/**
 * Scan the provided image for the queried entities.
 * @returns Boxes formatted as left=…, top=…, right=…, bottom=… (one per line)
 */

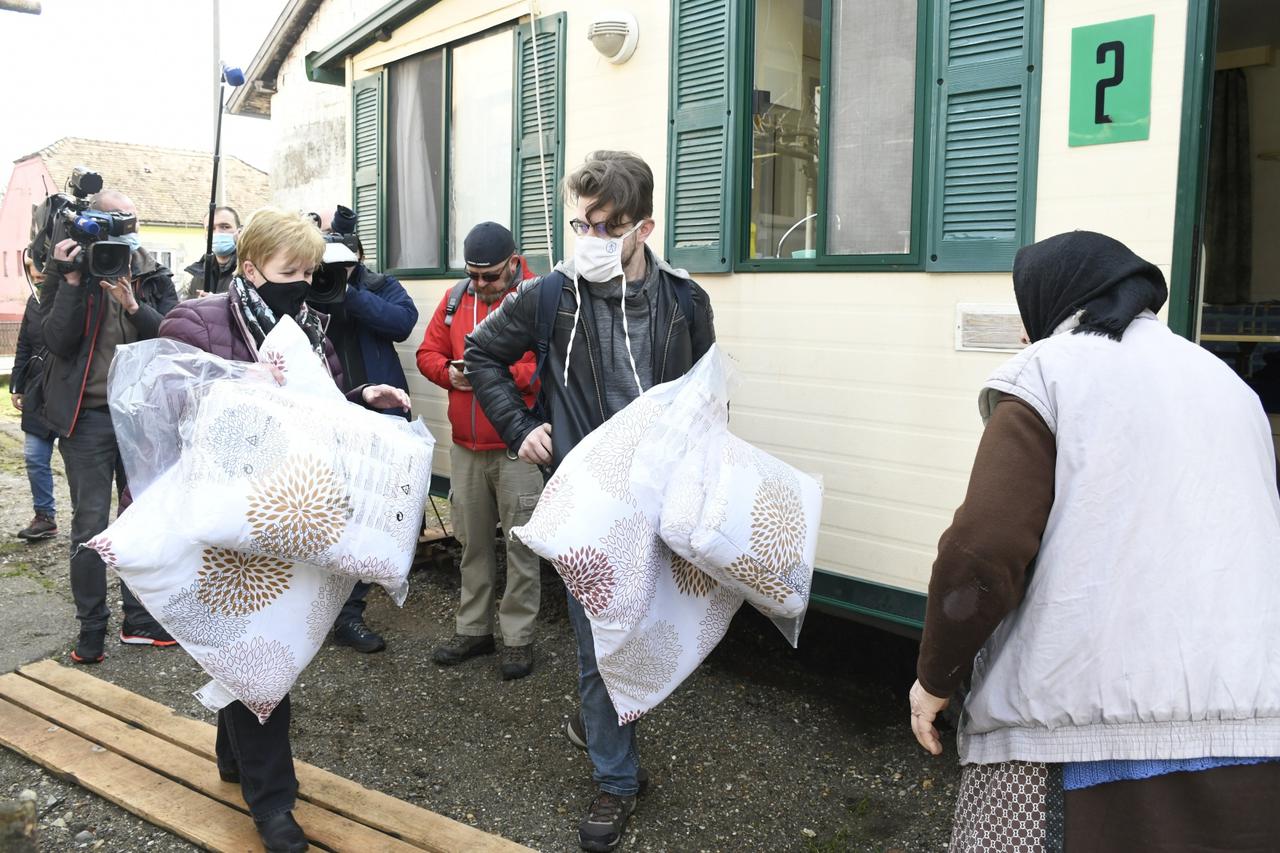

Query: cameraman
left=312, top=207, right=419, bottom=653
left=184, top=205, right=240, bottom=298
left=40, top=189, right=179, bottom=664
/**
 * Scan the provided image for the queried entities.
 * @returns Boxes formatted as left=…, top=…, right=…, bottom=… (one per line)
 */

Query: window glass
left=449, top=31, right=514, bottom=268
left=826, top=2, right=917, bottom=255
left=386, top=50, right=446, bottom=270
left=749, top=0, right=822, bottom=260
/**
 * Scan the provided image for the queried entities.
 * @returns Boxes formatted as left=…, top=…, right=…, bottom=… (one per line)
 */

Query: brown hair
left=237, top=208, right=325, bottom=275
left=563, top=151, right=654, bottom=232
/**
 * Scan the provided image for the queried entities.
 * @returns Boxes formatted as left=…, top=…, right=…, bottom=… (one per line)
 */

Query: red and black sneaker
left=119, top=622, right=178, bottom=647
left=70, top=629, right=106, bottom=664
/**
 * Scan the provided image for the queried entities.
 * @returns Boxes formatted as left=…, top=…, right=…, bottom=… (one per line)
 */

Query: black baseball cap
left=463, top=222, right=516, bottom=268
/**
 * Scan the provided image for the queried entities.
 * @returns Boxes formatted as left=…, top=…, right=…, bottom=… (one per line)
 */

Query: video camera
left=29, top=167, right=137, bottom=280
left=307, top=231, right=360, bottom=306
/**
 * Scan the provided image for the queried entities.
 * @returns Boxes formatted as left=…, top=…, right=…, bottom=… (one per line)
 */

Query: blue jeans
left=24, top=431, right=56, bottom=516
left=565, top=590, right=641, bottom=796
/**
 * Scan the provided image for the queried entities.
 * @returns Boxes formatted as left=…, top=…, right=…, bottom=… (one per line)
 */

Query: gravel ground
left=0, top=398, right=961, bottom=852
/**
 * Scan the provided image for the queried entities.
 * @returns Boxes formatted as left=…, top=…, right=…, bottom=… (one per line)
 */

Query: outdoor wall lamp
left=587, top=10, right=639, bottom=64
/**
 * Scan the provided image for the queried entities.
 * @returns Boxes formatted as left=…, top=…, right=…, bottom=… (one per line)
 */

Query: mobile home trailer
left=301, top=0, right=1280, bottom=630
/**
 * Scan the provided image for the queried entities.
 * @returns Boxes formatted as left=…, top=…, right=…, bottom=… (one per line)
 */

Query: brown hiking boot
left=500, top=644, right=534, bottom=680
left=431, top=634, right=495, bottom=665
left=17, top=513, right=57, bottom=542
left=578, top=791, right=637, bottom=852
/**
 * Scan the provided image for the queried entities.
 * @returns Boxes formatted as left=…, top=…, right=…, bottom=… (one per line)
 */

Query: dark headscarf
left=1013, top=231, right=1168, bottom=343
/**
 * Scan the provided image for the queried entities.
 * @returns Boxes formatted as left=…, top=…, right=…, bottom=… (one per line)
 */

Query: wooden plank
left=17, top=661, right=531, bottom=853
left=0, top=674, right=418, bottom=853
left=0, top=697, right=262, bottom=852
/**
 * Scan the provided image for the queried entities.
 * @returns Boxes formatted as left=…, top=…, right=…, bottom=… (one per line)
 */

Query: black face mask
left=257, top=279, right=310, bottom=318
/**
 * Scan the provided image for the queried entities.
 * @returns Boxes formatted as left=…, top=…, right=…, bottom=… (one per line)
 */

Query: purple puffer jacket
left=159, top=288, right=353, bottom=395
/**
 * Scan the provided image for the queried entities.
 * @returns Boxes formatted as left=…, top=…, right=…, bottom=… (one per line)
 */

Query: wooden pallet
left=0, top=660, right=532, bottom=853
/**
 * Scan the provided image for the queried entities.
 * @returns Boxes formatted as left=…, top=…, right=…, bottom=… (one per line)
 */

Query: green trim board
left=810, top=571, right=926, bottom=633
left=307, top=0, right=443, bottom=86
left=1169, top=0, right=1218, bottom=340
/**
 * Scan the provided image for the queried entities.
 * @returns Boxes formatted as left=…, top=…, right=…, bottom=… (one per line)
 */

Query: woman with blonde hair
left=159, top=208, right=409, bottom=852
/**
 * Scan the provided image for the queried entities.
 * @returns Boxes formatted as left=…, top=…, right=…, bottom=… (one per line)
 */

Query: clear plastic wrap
left=97, top=316, right=432, bottom=719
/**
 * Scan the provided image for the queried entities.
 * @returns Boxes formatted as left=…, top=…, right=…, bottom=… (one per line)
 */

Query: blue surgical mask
left=212, top=233, right=236, bottom=256
left=118, top=232, right=142, bottom=252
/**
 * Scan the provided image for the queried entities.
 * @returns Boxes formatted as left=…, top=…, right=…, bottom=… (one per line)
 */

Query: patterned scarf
left=231, top=277, right=327, bottom=359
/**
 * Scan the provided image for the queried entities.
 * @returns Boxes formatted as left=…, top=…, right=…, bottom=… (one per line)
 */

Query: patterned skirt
left=950, top=762, right=1065, bottom=853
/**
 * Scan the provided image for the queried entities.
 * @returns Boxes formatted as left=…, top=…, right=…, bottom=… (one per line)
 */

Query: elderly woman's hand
left=362, top=384, right=410, bottom=411
left=910, top=680, right=950, bottom=756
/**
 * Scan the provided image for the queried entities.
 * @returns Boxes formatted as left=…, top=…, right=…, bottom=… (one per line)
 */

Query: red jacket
left=416, top=259, right=537, bottom=451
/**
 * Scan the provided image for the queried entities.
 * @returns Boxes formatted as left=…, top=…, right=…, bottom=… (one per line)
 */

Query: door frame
left=1169, top=0, right=1219, bottom=338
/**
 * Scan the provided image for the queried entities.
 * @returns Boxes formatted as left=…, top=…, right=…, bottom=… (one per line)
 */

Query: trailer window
left=826, top=2, right=918, bottom=256
left=386, top=48, right=446, bottom=271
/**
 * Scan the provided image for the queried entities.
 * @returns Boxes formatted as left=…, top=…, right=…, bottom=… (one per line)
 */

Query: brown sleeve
left=915, top=394, right=1056, bottom=698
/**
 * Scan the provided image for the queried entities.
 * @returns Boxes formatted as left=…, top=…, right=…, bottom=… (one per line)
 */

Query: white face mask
left=572, top=221, right=642, bottom=283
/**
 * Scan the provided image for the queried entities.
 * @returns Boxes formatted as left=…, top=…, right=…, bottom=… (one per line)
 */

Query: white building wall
left=267, top=0, right=386, bottom=215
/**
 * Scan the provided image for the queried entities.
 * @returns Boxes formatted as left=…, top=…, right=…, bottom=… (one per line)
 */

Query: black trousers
left=336, top=581, right=371, bottom=626
left=215, top=694, right=297, bottom=819
left=59, top=407, right=157, bottom=632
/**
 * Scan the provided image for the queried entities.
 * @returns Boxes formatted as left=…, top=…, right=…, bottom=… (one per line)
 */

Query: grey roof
left=226, top=0, right=327, bottom=117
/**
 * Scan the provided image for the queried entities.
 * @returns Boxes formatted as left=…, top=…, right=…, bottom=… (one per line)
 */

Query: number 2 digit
left=1095, top=40, right=1125, bottom=124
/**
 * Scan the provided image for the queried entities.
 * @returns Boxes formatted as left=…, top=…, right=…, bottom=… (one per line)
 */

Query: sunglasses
left=466, top=255, right=514, bottom=283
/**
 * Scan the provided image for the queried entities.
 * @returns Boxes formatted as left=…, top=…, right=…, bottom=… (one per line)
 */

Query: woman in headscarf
left=910, top=231, right=1280, bottom=851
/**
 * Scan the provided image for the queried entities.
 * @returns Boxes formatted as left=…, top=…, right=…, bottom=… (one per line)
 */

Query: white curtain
left=449, top=31, right=515, bottom=267
left=387, top=50, right=445, bottom=269
left=826, top=2, right=917, bottom=256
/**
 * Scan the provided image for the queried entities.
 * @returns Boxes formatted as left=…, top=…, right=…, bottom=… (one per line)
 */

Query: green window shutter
left=666, top=0, right=736, bottom=273
left=513, top=14, right=566, bottom=276
left=352, top=72, right=384, bottom=271
left=927, top=0, right=1041, bottom=272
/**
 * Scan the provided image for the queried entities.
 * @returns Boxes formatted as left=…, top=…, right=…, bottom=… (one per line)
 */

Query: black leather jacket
left=466, top=259, right=715, bottom=471
left=39, top=251, right=178, bottom=436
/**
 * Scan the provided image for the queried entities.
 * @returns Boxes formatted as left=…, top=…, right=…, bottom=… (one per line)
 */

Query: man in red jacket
left=417, top=222, right=544, bottom=680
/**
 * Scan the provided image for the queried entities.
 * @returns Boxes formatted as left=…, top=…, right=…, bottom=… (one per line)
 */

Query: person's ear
left=637, top=219, right=655, bottom=243
left=242, top=261, right=259, bottom=285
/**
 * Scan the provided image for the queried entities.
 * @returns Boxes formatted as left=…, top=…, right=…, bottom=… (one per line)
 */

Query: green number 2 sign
left=1069, top=15, right=1155, bottom=146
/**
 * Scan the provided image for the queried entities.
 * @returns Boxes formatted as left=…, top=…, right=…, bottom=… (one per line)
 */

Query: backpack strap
left=532, top=270, right=568, bottom=386
left=442, top=279, right=470, bottom=326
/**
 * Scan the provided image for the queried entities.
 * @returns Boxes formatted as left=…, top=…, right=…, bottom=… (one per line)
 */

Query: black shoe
left=566, top=711, right=588, bottom=750
left=565, top=713, right=651, bottom=795
left=17, top=514, right=57, bottom=542
left=431, top=634, right=495, bottom=666
left=253, top=811, right=309, bottom=853
left=578, top=791, right=637, bottom=852
left=500, top=644, right=534, bottom=680
left=333, top=619, right=386, bottom=653
left=70, top=629, right=105, bottom=664
left=120, top=622, right=177, bottom=647
left=218, top=765, right=240, bottom=784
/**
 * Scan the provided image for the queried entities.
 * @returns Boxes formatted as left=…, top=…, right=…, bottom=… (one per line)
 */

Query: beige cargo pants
left=449, top=444, right=545, bottom=646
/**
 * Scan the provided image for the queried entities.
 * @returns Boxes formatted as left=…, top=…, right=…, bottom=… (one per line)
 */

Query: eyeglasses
left=466, top=255, right=514, bottom=283
left=569, top=218, right=634, bottom=238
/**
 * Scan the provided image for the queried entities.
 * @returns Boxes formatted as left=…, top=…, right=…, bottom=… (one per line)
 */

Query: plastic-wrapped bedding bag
left=91, top=317, right=427, bottom=720
left=513, top=345, right=823, bottom=724
left=179, top=381, right=434, bottom=604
